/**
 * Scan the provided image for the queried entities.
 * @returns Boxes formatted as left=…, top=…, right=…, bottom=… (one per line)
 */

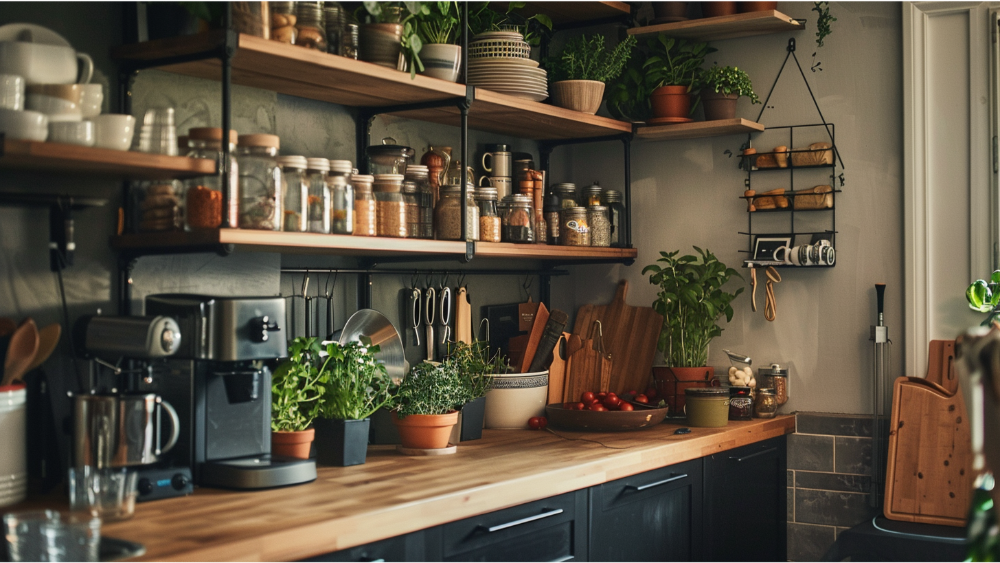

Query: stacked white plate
left=467, top=31, right=548, bottom=102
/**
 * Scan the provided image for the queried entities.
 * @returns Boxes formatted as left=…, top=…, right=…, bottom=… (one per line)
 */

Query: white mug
left=93, top=114, right=135, bottom=151
left=78, top=83, right=103, bottom=118
left=814, top=244, right=836, bottom=266
left=49, top=120, right=94, bottom=146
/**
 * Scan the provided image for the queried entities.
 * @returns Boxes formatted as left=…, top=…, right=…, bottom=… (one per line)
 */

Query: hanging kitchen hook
left=324, top=272, right=338, bottom=339
left=478, top=318, right=490, bottom=343
left=439, top=285, right=452, bottom=344
left=457, top=273, right=467, bottom=287
left=302, top=273, right=314, bottom=338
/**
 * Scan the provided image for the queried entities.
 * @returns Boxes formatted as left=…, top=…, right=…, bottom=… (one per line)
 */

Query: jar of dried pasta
left=560, top=206, right=590, bottom=246
left=270, top=1, right=298, bottom=44
left=352, top=174, right=376, bottom=237
left=278, top=155, right=308, bottom=232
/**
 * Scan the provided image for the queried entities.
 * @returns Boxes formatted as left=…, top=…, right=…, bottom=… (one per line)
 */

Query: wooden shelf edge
left=1, top=139, right=215, bottom=179
left=628, top=10, right=804, bottom=41
left=475, top=242, right=637, bottom=261
left=635, top=118, right=764, bottom=141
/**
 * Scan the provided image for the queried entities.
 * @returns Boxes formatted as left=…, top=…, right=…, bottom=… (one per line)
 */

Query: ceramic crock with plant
left=271, top=337, right=327, bottom=459
left=391, top=358, right=474, bottom=450
left=699, top=64, right=760, bottom=121
left=643, top=35, right=715, bottom=123
left=543, top=33, right=636, bottom=115
left=643, top=247, right=743, bottom=403
left=357, top=1, right=424, bottom=76
left=446, top=340, right=504, bottom=441
left=312, top=338, right=396, bottom=467
left=414, top=1, right=462, bottom=82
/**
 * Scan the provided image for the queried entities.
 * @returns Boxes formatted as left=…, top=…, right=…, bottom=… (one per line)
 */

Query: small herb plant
left=446, top=340, right=508, bottom=399
left=643, top=35, right=716, bottom=91
left=701, top=65, right=760, bottom=104
left=317, top=340, right=396, bottom=421
left=544, top=34, right=636, bottom=84
left=813, top=2, right=836, bottom=48
left=467, top=2, right=553, bottom=47
left=271, top=337, right=327, bottom=432
left=394, top=359, right=474, bottom=418
left=642, top=247, right=744, bottom=368
left=416, top=1, right=461, bottom=45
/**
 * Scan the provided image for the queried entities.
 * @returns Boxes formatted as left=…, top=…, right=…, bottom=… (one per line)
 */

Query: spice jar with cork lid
left=503, top=194, right=535, bottom=244
left=278, top=155, right=308, bottom=232
left=305, top=157, right=330, bottom=233
left=476, top=186, right=501, bottom=243
left=236, top=134, right=281, bottom=231
left=374, top=174, right=406, bottom=238
left=328, top=160, right=354, bottom=234
left=352, top=174, right=376, bottom=236
left=185, top=127, right=239, bottom=231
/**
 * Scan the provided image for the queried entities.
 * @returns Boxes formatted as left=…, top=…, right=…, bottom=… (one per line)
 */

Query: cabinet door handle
left=729, top=447, right=778, bottom=463
left=483, top=508, right=564, bottom=533
left=551, top=555, right=574, bottom=562
left=627, top=473, right=688, bottom=491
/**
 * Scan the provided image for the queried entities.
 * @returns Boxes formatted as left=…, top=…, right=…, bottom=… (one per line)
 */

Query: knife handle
left=875, top=284, right=886, bottom=324
left=527, top=309, right=569, bottom=373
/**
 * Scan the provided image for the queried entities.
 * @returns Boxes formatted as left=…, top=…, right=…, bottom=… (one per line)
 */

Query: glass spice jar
left=758, top=363, right=789, bottom=406
left=185, top=127, right=239, bottom=231
left=328, top=160, right=354, bottom=235
left=753, top=388, right=778, bottom=419
left=581, top=182, right=603, bottom=207
left=588, top=205, right=611, bottom=247
left=270, top=1, right=298, bottom=44
left=404, top=165, right=433, bottom=239
left=236, top=134, right=281, bottom=231
left=602, top=189, right=626, bottom=248
left=402, top=181, right=421, bottom=238
left=551, top=182, right=578, bottom=209
left=560, top=206, right=589, bottom=246
left=323, top=2, right=344, bottom=55
left=305, top=157, right=331, bottom=234
left=476, top=186, right=501, bottom=243
left=278, top=155, right=308, bottom=232
left=294, top=1, right=327, bottom=51
left=352, top=174, right=376, bottom=236
left=543, top=191, right=561, bottom=245
left=503, top=194, right=534, bottom=244
left=342, top=18, right=359, bottom=60
left=435, top=185, right=479, bottom=241
left=728, top=386, right=753, bottom=420
left=136, top=181, right=184, bottom=233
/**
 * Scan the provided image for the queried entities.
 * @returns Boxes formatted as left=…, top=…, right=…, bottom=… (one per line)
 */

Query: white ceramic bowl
left=484, top=371, right=548, bottom=429
left=26, top=92, right=81, bottom=121
left=0, top=107, right=48, bottom=141
left=92, top=114, right=135, bottom=151
left=0, top=74, right=24, bottom=110
left=79, top=83, right=102, bottom=118
left=49, top=120, right=94, bottom=146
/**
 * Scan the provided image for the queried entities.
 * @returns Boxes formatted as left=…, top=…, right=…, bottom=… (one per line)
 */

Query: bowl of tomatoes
left=545, top=391, right=670, bottom=432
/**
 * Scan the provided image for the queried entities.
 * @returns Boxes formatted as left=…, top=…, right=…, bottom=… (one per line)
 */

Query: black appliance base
left=200, top=456, right=317, bottom=489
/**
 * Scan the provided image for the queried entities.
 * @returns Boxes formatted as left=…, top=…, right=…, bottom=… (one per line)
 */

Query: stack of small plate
left=467, top=31, right=548, bottom=102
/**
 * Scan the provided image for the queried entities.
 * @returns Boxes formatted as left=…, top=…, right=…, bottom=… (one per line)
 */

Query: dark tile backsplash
left=797, top=412, right=874, bottom=437
left=787, top=434, right=834, bottom=471
left=787, top=522, right=837, bottom=562
left=795, top=488, right=876, bottom=526
left=795, top=471, right=871, bottom=493
left=835, top=436, right=873, bottom=475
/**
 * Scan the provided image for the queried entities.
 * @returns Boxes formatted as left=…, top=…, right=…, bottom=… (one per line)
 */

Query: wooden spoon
left=26, top=323, right=61, bottom=372
left=2, top=319, right=39, bottom=387
left=0, top=317, right=15, bottom=337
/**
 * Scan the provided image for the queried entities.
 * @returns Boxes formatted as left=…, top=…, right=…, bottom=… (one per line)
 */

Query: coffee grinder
left=140, top=294, right=316, bottom=490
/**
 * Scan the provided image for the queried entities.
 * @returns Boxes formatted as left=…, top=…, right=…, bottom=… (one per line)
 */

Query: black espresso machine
left=137, top=294, right=316, bottom=490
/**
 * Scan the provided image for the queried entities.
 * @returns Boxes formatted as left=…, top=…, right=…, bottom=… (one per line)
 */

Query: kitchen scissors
left=424, top=286, right=436, bottom=360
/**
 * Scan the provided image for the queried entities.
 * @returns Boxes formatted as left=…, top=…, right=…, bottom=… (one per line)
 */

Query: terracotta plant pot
left=420, top=44, right=462, bottom=82
left=391, top=411, right=459, bottom=450
left=271, top=428, right=315, bottom=460
left=738, top=1, right=778, bottom=12
left=701, top=91, right=739, bottom=121
left=650, top=85, right=692, bottom=119
left=701, top=1, right=738, bottom=18
left=358, top=23, right=404, bottom=70
left=550, top=80, right=605, bottom=115
left=314, top=417, right=370, bottom=466
left=652, top=2, right=689, bottom=21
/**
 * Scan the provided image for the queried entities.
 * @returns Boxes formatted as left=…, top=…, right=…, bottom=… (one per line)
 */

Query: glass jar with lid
left=352, top=174, right=376, bottom=237
left=402, top=181, right=422, bottom=238
left=135, top=181, right=184, bottom=233
left=560, top=206, right=590, bottom=246
left=602, top=189, right=626, bottom=248
left=503, top=194, right=534, bottom=244
left=753, top=389, right=778, bottom=418
left=476, top=186, right=501, bottom=243
left=543, top=191, right=561, bottom=245
left=270, top=1, right=298, bottom=44
left=404, top=165, right=433, bottom=239
left=435, top=185, right=479, bottom=241
left=588, top=205, right=611, bottom=247
left=305, top=157, right=330, bottom=234
left=551, top=183, right=578, bottom=209
left=184, top=127, right=239, bottom=231
left=328, top=160, right=354, bottom=235
left=278, top=155, right=308, bottom=232
left=294, top=1, right=327, bottom=51
left=323, top=2, right=344, bottom=55
left=758, top=363, right=788, bottom=406
left=581, top=182, right=603, bottom=207
left=236, top=134, right=282, bottom=231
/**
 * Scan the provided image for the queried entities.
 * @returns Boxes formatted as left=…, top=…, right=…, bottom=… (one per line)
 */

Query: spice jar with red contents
left=184, top=127, right=239, bottom=230
left=278, top=156, right=308, bottom=232
left=236, top=134, right=282, bottom=231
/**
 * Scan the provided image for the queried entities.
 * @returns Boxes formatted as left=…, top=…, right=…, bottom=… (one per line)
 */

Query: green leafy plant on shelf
left=466, top=2, right=553, bottom=47
left=642, top=247, right=743, bottom=368
left=316, top=339, right=397, bottom=421
left=359, top=1, right=427, bottom=78
left=701, top=65, right=761, bottom=104
left=967, top=271, right=1000, bottom=327
left=394, top=357, right=476, bottom=418
left=270, top=337, right=328, bottom=432
left=643, top=35, right=715, bottom=92
left=415, top=1, right=461, bottom=45
left=543, top=33, right=636, bottom=84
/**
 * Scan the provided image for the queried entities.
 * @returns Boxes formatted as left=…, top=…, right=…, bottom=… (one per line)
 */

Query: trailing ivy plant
left=270, top=337, right=328, bottom=432
left=642, top=247, right=743, bottom=368
left=394, top=359, right=475, bottom=418
left=701, top=65, right=761, bottom=104
left=543, top=34, right=636, bottom=84
left=316, top=339, right=396, bottom=421
left=813, top=2, right=836, bottom=48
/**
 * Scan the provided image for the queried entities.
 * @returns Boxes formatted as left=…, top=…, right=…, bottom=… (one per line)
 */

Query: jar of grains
left=402, top=181, right=421, bottom=238
left=404, top=165, right=434, bottom=239
left=503, top=194, right=534, bottom=244
left=135, top=181, right=184, bottom=232
left=602, top=189, right=626, bottom=248
left=588, top=205, right=611, bottom=247
left=476, top=186, right=501, bottom=243
left=294, top=2, right=327, bottom=51
left=328, top=160, right=354, bottom=234
left=305, top=157, right=330, bottom=233
left=581, top=182, right=603, bottom=207
left=435, top=185, right=479, bottom=241
left=352, top=174, right=377, bottom=236
left=373, top=174, right=406, bottom=238
left=270, top=1, right=297, bottom=44
left=560, top=206, right=589, bottom=246
left=551, top=182, right=578, bottom=209
left=236, top=134, right=282, bottom=231
left=185, top=127, right=239, bottom=230
left=278, top=156, right=308, bottom=232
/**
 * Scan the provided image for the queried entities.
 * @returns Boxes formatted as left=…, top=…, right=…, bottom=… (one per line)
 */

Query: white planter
left=420, top=44, right=462, bottom=82
left=484, top=371, right=548, bottom=429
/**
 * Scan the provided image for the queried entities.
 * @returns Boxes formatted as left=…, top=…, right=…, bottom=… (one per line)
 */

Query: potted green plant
left=270, top=337, right=327, bottom=459
left=446, top=340, right=505, bottom=441
left=415, top=1, right=462, bottom=82
left=699, top=64, right=760, bottom=121
left=642, top=247, right=743, bottom=390
left=391, top=358, right=475, bottom=451
left=357, top=2, right=425, bottom=77
left=543, top=33, right=636, bottom=115
left=313, top=339, right=396, bottom=467
left=467, top=2, right=553, bottom=48
left=642, top=35, right=715, bottom=121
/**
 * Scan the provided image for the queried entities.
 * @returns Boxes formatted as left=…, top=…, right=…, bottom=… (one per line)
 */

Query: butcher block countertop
left=105, top=416, right=794, bottom=561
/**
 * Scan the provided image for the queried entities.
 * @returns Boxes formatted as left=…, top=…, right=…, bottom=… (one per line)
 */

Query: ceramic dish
left=466, top=57, right=540, bottom=68
left=545, top=403, right=670, bottom=431
left=484, top=371, right=548, bottom=429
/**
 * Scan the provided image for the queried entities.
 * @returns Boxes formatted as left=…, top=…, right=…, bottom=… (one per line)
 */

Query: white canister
left=0, top=384, right=27, bottom=508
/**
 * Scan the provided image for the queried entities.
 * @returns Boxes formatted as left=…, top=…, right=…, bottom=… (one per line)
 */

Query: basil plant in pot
left=643, top=35, right=715, bottom=121
left=391, top=356, right=477, bottom=451
left=700, top=64, right=760, bottom=121
left=270, top=337, right=328, bottom=459
left=543, top=33, right=636, bottom=115
left=642, top=247, right=743, bottom=402
left=415, top=1, right=462, bottom=82
left=313, top=338, right=396, bottom=467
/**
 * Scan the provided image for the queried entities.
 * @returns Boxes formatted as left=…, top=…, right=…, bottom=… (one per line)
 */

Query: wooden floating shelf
left=0, top=138, right=215, bottom=180
left=635, top=118, right=764, bottom=141
left=628, top=10, right=804, bottom=41
left=113, top=32, right=631, bottom=141
left=475, top=242, right=637, bottom=261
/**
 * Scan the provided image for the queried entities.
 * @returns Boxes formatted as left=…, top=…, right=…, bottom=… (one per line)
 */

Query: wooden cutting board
left=561, top=333, right=611, bottom=402
left=547, top=333, right=569, bottom=405
left=926, top=339, right=958, bottom=395
left=521, top=303, right=550, bottom=373
left=884, top=373, right=972, bottom=526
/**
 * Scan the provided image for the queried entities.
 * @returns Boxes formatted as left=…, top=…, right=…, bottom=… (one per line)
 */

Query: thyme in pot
left=394, top=359, right=474, bottom=418
left=543, top=33, right=637, bottom=84
left=446, top=340, right=509, bottom=399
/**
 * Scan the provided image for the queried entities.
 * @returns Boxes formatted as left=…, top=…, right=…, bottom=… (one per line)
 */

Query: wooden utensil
left=520, top=302, right=549, bottom=373
left=561, top=334, right=585, bottom=402
left=563, top=322, right=612, bottom=402
left=26, top=323, right=61, bottom=372
left=546, top=333, right=569, bottom=405
left=455, top=287, right=472, bottom=344
left=2, top=318, right=39, bottom=387
left=0, top=317, right=15, bottom=337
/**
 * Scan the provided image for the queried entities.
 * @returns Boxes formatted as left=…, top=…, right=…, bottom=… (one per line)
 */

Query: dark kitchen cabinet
left=588, top=458, right=703, bottom=562
left=301, top=532, right=426, bottom=562
left=702, top=436, right=787, bottom=562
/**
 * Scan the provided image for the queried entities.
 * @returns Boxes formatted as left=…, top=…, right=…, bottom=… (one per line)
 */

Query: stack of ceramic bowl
left=466, top=31, right=548, bottom=102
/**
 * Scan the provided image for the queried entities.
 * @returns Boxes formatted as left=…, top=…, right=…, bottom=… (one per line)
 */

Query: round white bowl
left=0, top=107, right=48, bottom=141
left=92, top=114, right=135, bottom=151
left=49, top=119, right=94, bottom=146
left=484, top=371, right=548, bottom=429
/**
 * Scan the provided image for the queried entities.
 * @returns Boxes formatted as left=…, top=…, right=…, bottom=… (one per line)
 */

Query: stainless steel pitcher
left=73, top=393, right=179, bottom=469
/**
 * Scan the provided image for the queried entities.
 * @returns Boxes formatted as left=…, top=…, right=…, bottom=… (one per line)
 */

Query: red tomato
left=634, top=394, right=649, bottom=404
left=604, top=396, right=621, bottom=408
left=596, top=392, right=608, bottom=400
left=626, top=390, right=638, bottom=396
left=537, top=417, right=547, bottom=429
left=619, top=402, right=634, bottom=411
left=573, top=402, right=586, bottom=410
left=607, top=392, right=618, bottom=400
left=581, top=391, right=595, bottom=404
left=588, top=403, right=607, bottom=411
left=528, top=416, right=547, bottom=429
